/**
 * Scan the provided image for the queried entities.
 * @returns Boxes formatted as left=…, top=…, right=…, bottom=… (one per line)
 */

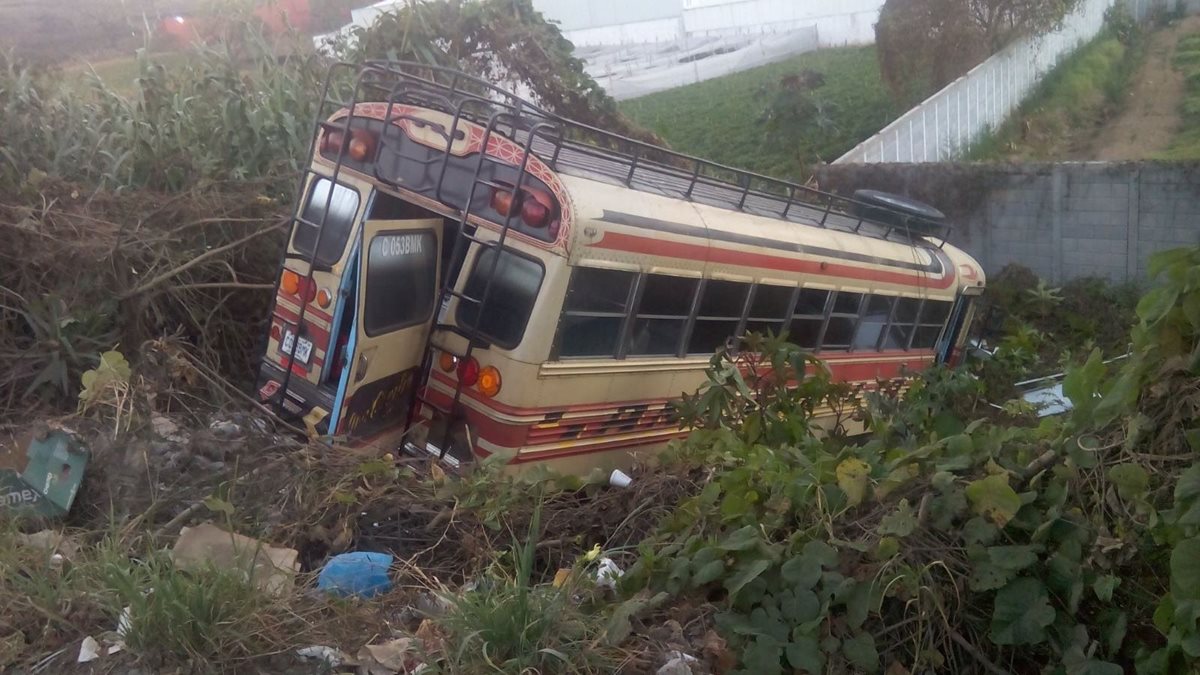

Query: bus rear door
left=331, top=218, right=441, bottom=442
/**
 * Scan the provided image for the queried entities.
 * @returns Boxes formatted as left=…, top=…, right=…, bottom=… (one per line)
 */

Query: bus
left=256, top=61, right=986, bottom=476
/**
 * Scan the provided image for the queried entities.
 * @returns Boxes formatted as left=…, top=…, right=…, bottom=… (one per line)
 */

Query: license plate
left=280, top=329, right=313, bottom=365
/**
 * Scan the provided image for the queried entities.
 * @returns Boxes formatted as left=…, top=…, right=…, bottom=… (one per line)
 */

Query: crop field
left=619, top=46, right=898, bottom=180
left=1, top=2, right=1200, bottom=674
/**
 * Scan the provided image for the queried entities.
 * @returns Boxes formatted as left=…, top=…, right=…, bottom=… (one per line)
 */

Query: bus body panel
left=259, top=96, right=988, bottom=474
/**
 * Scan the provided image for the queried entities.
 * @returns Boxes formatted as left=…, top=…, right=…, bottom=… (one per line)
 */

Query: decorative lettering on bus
left=378, top=234, right=424, bottom=258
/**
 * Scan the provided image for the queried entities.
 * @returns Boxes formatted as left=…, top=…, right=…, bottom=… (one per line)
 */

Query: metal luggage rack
left=323, top=60, right=953, bottom=248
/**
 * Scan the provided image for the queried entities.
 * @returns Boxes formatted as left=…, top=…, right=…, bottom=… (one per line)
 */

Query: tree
left=330, top=0, right=660, bottom=144
left=875, top=0, right=1083, bottom=106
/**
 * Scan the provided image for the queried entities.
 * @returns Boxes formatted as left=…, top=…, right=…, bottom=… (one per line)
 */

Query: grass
left=1158, top=32, right=1200, bottom=159
left=968, top=29, right=1143, bottom=160
left=619, top=45, right=899, bottom=181
left=67, top=52, right=193, bottom=97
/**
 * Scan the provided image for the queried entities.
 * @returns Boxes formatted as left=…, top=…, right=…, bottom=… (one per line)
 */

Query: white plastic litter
left=296, top=645, right=351, bottom=667
left=77, top=636, right=101, bottom=663
left=595, top=557, right=624, bottom=590
left=609, top=469, right=633, bottom=488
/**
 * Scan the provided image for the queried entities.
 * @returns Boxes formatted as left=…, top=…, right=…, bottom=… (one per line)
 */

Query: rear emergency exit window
left=293, top=179, right=359, bottom=266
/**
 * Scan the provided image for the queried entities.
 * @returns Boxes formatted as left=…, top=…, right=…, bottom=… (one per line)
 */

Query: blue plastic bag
left=317, top=552, right=394, bottom=598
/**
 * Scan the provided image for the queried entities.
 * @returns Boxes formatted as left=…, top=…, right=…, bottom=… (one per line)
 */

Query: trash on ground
left=77, top=636, right=102, bottom=663
left=296, top=645, right=356, bottom=668
left=317, top=551, right=394, bottom=598
left=357, top=637, right=423, bottom=674
left=16, top=529, right=79, bottom=559
left=656, top=651, right=698, bottom=675
left=0, top=429, right=89, bottom=519
left=170, top=523, right=300, bottom=596
left=595, top=557, right=624, bottom=590
left=609, top=469, right=633, bottom=488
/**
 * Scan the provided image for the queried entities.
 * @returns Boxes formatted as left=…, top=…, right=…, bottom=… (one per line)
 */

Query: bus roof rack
left=327, top=60, right=954, bottom=248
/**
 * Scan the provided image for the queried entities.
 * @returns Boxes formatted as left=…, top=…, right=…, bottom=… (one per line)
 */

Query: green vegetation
left=969, top=10, right=1145, bottom=160
left=605, top=249, right=1200, bottom=673
left=1158, top=32, right=1200, bottom=158
left=620, top=46, right=898, bottom=180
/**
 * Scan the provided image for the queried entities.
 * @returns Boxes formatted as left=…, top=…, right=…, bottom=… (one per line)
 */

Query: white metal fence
left=835, top=0, right=1176, bottom=164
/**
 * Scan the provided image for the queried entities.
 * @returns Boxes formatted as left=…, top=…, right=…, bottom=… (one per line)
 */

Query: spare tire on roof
left=851, top=189, right=946, bottom=236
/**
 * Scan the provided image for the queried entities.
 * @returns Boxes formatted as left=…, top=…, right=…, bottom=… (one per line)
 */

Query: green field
left=619, top=45, right=898, bottom=181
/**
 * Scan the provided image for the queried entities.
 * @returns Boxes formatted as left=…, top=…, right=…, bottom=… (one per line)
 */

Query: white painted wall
left=681, top=0, right=884, bottom=44
left=560, top=17, right=683, bottom=46
left=531, top=0, right=682, bottom=31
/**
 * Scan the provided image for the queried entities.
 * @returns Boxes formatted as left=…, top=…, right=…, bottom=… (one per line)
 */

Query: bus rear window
left=457, top=246, right=544, bottom=349
left=293, top=179, right=359, bottom=266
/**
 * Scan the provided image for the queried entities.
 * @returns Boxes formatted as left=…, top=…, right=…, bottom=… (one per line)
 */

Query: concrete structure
left=818, top=162, right=1200, bottom=283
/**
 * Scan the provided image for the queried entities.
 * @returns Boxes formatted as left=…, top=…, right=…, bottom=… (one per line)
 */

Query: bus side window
left=789, top=289, right=831, bottom=350
left=744, top=285, right=795, bottom=337
left=556, top=268, right=637, bottom=358
left=456, top=246, right=545, bottom=349
left=689, top=280, right=750, bottom=354
left=913, top=300, right=953, bottom=349
left=852, top=295, right=895, bottom=351
left=822, top=291, right=864, bottom=351
left=885, top=298, right=922, bottom=350
left=628, top=275, right=698, bottom=356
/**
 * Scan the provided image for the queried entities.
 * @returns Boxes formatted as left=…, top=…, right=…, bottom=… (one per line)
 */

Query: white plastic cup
left=609, top=469, right=633, bottom=488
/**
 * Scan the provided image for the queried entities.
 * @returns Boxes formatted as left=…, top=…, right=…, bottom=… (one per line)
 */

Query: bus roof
left=322, top=61, right=956, bottom=246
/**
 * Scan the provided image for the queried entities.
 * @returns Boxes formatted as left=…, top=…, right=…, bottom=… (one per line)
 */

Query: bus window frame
left=686, top=279, right=754, bottom=357
left=293, top=176, right=363, bottom=269
left=362, top=227, right=439, bottom=338
left=742, top=284, right=800, bottom=339
left=455, top=243, right=547, bottom=351
left=552, top=266, right=640, bottom=360
left=622, top=273, right=702, bottom=359
left=817, top=290, right=865, bottom=352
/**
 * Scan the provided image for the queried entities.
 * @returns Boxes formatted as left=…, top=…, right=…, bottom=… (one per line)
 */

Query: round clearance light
left=477, top=366, right=502, bottom=397
left=316, top=288, right=333, bottom=309
left=281, top=270, right=301, bottom=296
left=438, top=352, right=458, bottom=373
left=348, top=129, right=377, bottom=162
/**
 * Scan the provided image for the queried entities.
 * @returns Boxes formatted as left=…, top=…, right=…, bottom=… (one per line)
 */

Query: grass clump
left=432, top=503, right=619, bottom=674
left=619, top=46, right=898, bottom=181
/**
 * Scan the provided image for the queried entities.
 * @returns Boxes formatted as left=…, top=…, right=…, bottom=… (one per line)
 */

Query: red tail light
left=320, top=127, right=377, bottom=162
left=457, top=357, right=480, bottom=386
left=320, top=130, right=345, bottom=155
left=521, top=198, right=549, bottom=228
left=296, top=276, right=317, bottom=304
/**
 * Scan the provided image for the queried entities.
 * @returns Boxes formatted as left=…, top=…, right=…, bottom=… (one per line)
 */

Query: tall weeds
left=0, top=24, right=323, bottom=194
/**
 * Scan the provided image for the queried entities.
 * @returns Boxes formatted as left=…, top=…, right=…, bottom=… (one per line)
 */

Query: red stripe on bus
left=591, top=232, right=957, bottom=290
left=272, top=308, right=332, bottom=345
left=428, top=355, right=932, bottom=419
left=274, top=296, right=333, bottom=324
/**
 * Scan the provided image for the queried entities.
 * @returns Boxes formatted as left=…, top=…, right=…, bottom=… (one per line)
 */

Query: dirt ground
left=1084, top=15, right=1200, bottom=160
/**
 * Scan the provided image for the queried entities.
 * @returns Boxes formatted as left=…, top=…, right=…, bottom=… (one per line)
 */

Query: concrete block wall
left=817, top=162, right=1200, bottom=283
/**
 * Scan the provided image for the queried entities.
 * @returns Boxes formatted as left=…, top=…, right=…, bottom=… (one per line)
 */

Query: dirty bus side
left=257, top=64, right=986, bottom=476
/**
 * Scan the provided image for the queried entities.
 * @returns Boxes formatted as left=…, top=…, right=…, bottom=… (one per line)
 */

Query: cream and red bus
left=256, top=62, right=986, bottom=476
